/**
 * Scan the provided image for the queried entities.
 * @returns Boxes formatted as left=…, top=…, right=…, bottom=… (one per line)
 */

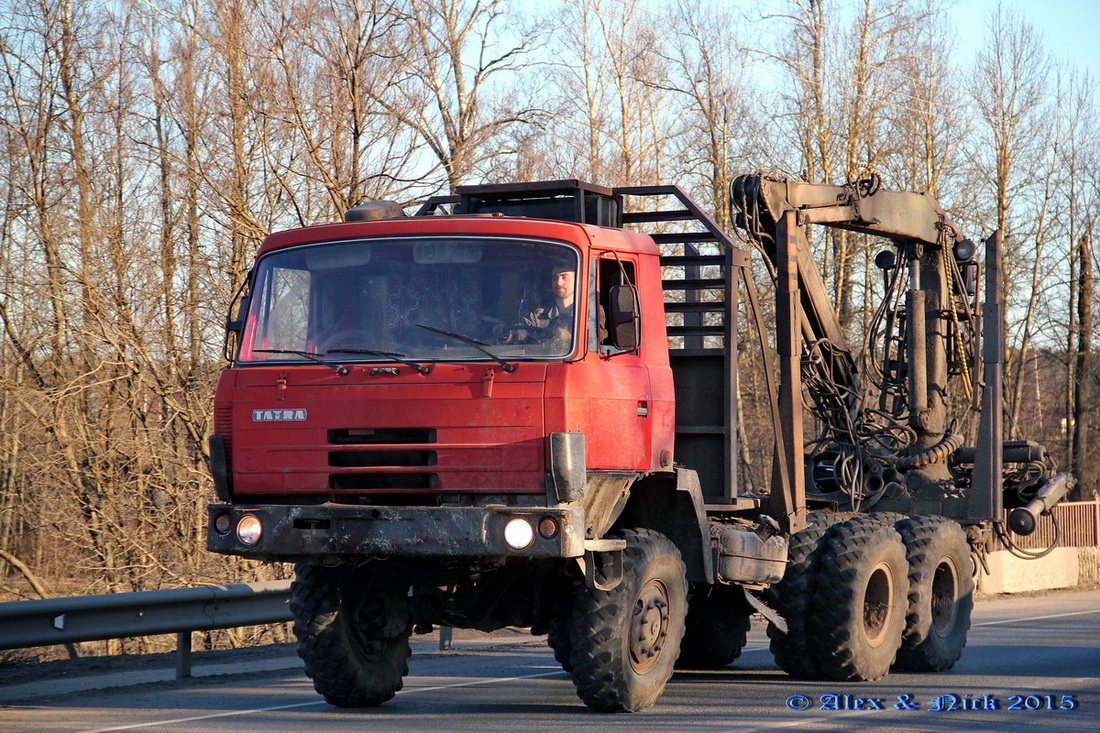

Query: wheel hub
left=930, top=558, right=960, bottom=637
left=862, top=562, right=895, bottom=647
left=629, top=579, right=670, bottom=673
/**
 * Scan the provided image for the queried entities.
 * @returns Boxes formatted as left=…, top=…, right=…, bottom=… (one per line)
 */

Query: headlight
left=236, top=514, right=262, bottom=545
left=503, top=517, right=534, bottom=549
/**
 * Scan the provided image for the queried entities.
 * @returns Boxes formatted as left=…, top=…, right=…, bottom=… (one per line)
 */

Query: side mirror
left=608, top=284, right=639, bottom=352
left=223, top=294, right=249, bottom=361
left=226, top=295, right=249, bottom=334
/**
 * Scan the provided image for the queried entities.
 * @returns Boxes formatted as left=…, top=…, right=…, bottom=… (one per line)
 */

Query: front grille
left=240, top=493, right=444, bottom=506
left=328, top=427, right=438, bottom=491
left=215, top=407, right=233, bottom=434
left=328, top=428, right=435, bottom=445
left=329, top=450, right=437, bottom=467
left=215, top=406, right=233, bottom=471
left=330, top=473, right=438, bottom=490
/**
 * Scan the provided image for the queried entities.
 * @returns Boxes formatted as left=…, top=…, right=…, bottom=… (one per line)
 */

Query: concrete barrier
left=977, top=548, right=1080, bottom=595
left=1078, top=547, right=1100, bottom=585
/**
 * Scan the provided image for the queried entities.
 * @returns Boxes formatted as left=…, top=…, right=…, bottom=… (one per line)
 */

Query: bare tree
left=366, top=0, right=542, bottom=192
left=260, top=0, right=423, bottom=220
left=1059, top=69, right=1099, bottom=488
left=662, top=0, right=760, bottom=228
left=968, top=5, right=1050, bottom=438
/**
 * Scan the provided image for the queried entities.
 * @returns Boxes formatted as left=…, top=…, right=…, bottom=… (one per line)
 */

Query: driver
left=497, top=263, right=576, bottom=346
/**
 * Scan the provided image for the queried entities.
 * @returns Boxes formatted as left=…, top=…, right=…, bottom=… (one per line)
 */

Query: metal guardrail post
left=176, top=632, right=192, bottom=679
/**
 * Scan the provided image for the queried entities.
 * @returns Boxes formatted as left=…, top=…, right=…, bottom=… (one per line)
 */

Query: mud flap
left=578, top=538, right=627, bottom=591
left=740, top=586, right=787, bottom=635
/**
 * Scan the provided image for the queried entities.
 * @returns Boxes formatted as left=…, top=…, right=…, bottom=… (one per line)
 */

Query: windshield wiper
left=414, top=323, right=515, bottom=372
left=252, top=349, right=348, bottom=376
left=325, top=347, right=430, bottom=375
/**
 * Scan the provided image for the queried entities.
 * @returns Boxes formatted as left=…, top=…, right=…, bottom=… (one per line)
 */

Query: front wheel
left=568, top=528, right=688, bottom=713
left=291, top=563, right=412, bottom=707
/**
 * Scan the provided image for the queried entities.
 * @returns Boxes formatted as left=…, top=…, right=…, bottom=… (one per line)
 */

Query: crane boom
left=731, top=174, right=985, bottom=527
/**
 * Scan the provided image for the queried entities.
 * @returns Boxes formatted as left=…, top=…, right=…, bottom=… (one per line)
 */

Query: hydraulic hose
left=894, top=432, right=964, bottom=471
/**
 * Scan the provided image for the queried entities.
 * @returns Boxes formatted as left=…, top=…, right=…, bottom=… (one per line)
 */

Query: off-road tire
left=291, top=563, right=412, bottom=707
left=676, top=587, right=751, bottom=669
left=810, top=517, right=908, bottom=681
left=547, top=615, right=573, bottom=673
left=568, top=528, right=688, bottom=713
left=893, top=516, right=974, bottom=672
left=764, top=512, right=843, bottom=678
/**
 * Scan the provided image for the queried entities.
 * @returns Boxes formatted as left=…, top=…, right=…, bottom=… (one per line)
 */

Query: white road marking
left=75, top=671, right=563, bottom=733
left=972, top=608, right=1100, bottom=627
left=73, top=604, right=1100, bottom=732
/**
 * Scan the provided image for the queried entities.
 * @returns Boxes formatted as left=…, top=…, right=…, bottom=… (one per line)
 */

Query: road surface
left=2, top=588, right=1098, bottom=732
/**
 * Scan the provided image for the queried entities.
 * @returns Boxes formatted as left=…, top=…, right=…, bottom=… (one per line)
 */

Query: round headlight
left=953, top=238, right=976, bottom=262
left=503, top=517, right=534, bottom=549
left=236, top=514, right=262, bottom=546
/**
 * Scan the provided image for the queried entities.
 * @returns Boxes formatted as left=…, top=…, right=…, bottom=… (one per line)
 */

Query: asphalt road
left=3, top=588, right=1099, bottom=733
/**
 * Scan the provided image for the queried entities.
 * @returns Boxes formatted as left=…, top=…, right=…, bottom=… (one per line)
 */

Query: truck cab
left=208, top=194, right=682, bottom=552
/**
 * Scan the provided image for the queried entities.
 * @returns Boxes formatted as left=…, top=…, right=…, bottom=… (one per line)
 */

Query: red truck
left=207, top=179, right=1071, bottom=712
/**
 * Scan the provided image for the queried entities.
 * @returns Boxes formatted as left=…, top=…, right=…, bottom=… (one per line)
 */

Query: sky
left=950, top=0, right=1100, bottom=78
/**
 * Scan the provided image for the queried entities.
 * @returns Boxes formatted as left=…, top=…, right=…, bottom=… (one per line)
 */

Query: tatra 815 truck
left=206, top=179, right=1072, bottom=712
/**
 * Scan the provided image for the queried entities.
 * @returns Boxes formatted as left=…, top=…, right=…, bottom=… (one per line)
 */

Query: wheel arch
left=610, top=467, right=713, bottom=583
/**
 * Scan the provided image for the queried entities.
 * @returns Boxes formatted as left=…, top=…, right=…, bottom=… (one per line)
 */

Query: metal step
left=651, top=231, right=720, bottom=245
left=659, top=254, right=725, bottom=267
left=667, top=325, right=725, bottom=336
left=623, top=209, right=694, bottom=223
left=661, top=278, right=726, bottom=290
left=664, top=301, right=726, bottom=313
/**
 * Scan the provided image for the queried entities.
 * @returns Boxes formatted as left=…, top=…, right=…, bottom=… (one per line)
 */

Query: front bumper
left=206, top=503, right=586, bottom=561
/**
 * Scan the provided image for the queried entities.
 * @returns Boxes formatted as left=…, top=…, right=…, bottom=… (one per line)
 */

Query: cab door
left=581, top=252, right=652, bottom=470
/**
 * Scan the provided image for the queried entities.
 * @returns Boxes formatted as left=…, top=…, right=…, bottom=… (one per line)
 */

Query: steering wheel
left=496, top=323, right=552, bottom=344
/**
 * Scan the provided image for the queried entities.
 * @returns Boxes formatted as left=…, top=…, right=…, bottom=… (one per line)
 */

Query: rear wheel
left=291, top=563, right=412, bottom=707
left=893, top=516, right=974, bottom=671
left=568, top=528, right=688, bottom=712
left=764, top=512, right=843, bottom=678
left=810, top=517, right=908, bottom=681
left=676, top=586, right=750, bottom=669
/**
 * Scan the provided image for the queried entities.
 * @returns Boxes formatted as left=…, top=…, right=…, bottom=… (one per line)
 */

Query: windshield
left=238, top=237, right=580, bottom=365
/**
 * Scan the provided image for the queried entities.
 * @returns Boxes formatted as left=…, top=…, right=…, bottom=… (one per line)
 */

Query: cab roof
left=255, top=214, right=659, bottom=258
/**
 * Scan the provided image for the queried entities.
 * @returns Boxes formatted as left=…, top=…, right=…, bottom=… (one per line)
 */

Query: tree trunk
left=1073, top=235, right=1093, bottom=491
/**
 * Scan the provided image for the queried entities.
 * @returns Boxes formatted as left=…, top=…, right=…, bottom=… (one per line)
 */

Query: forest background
left=0, top=0, right=1097, bottom=655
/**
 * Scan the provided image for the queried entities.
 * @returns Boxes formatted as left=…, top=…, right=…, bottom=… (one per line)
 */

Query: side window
left=244, top=265, right=311, bottom=359
left=595, top=256, right=638, bottom=352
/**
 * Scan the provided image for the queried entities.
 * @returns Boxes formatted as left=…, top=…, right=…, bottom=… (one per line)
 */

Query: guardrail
left=0, top=581, right=292, bottom=678
left=0, top=580, right=457, bottom=679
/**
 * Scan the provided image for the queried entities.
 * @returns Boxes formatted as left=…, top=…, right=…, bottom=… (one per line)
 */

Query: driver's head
left=551, top=264, right=575, bottom=304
